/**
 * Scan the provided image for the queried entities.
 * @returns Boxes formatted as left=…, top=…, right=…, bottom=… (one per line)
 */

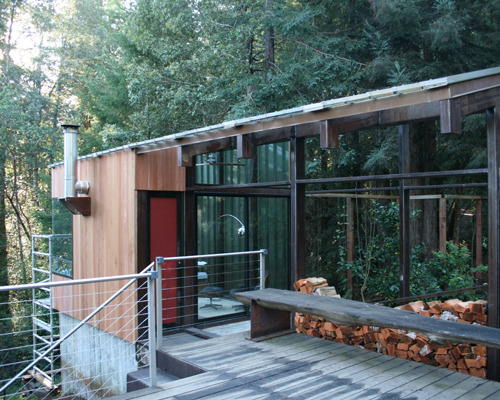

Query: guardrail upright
left=260, top=249, right=268, bottom=290
left=155, top=257, right=164, bottom=350
left=148, top=267, right=158, bottom=387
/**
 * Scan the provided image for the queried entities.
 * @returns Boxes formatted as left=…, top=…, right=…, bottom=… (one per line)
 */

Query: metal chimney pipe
left=61, top=124, right=80, bottom=198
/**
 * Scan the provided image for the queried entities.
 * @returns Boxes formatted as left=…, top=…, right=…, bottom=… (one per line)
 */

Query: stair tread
left=127, top=367, right=178, bottom=392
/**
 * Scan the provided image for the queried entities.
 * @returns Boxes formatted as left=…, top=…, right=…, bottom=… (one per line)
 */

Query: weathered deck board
left=156, top=340, right=360, bottom=399
left=112, top=332, right=500, bottom=400
left=398, top=370, right=469, bottom=399
left=453, top=380, right=500, bottom=400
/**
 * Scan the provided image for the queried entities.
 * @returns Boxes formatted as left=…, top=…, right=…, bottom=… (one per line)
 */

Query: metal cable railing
left=0, top=249, right=267, bottom=399
left=153, top=249, right=267, bottom=344
left=0, top=263, right=157, bottom=399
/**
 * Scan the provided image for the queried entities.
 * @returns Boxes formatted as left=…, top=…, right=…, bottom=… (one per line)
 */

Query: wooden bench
left=235, top=288, right=500, bottom=349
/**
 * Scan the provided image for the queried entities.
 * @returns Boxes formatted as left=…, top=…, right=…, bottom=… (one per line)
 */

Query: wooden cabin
left=50, top=67, right=500, bottom=380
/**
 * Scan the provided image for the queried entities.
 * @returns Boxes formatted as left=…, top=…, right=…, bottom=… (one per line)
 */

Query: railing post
left=260, top=249, right=268, bottom=289
left=148, top=271, right=158, bottom=387
left=155, top=257, right=163, bottom=349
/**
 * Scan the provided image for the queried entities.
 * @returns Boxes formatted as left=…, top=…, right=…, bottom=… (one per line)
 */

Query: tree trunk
left=264, top=0, right=275, bottom=73
left=0, top=155, right=8, bottom=293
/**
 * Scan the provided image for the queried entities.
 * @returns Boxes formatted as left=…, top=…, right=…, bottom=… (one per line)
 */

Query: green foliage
left=46, top=0, right=500, bottom=157
left=332, top=202, right=481, bottom=301
left=428, top=241, right=480, bottom=299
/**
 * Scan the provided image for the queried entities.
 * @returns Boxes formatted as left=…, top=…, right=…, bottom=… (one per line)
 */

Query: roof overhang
left=50, top=66, right=500, bottom=168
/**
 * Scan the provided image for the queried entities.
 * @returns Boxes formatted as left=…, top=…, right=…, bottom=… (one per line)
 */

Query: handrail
left=0, top=262, right=156, bottom=395
left=0, top=268, right=155, bottom=292
left=156, top=249, right=267, bottom=263
left=32, top=234, right=72, bottom=239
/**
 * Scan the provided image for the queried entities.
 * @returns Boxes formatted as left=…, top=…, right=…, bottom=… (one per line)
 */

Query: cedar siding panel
left=51, top=165, right=64, bottom=198
left=135, top=147, right=185, bottom=191
left=52, top=150, right=138, bottom=342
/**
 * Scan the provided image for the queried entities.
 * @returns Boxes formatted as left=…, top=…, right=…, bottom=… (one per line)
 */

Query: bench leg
left=250, top=299, right=291, bottom=340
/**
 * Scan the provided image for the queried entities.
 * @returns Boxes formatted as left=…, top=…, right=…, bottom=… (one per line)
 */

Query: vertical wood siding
left=52, top=150, right=138, bottom=342
left=135, top=147, right=185, bottom=191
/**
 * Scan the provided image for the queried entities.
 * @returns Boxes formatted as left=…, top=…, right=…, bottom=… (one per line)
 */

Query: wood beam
left=459, top=85, right=500, bottom=116
left=249, top=126, right=294, bottom=145
left=236, top=134, right=254, bottom=159
left=440, top=99, right=462, bottom=134
left=379, top=101, right=440, bottom=125
left=183, top=168, right=197, bottom=326
left=346, top=198, right=354, bottom=299
left=439, top=196, right=447, bottom=252
left=318, top=114, right=380, bottom=148
left=319, top=120, right=339, bottom=149
left=476, top=199, right=483, bottom=268
left=290, top=134, right=306, bottom=287
left=178, top=126, right=297, bottom=167
left=398, top=124, right=410, bottom=298
left=178, top=137, right=233, bottom=167
left=171, top=87, right=500, bottom=166
left=329, top=112, right=380, bottom=135
left=187, top=186, right=290, bottom=196
left=294, top=122, right=321, bottom=138
left=487, top=105, right=500, bottom=381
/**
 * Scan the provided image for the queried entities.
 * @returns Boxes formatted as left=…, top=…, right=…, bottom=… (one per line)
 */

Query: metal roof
left=50, top=66, right=500, bottom=168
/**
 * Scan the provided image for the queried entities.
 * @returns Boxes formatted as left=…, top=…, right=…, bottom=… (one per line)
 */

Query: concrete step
left=127, top=348, right=206, bottom=393
left=126, top=367, right=178, bottom=392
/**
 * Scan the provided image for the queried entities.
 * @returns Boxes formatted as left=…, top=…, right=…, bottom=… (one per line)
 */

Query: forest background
left=0, top=0, right=499, bottom=301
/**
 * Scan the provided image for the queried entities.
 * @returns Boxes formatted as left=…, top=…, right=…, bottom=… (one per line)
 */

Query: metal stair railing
left=0, top=263, right=157, bottom=397
left=31, top=234, right=72, bottom=391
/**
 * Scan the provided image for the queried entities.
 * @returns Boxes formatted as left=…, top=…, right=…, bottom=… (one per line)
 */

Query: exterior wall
left=52, top=149, right=139, bottom=342
left=135, top=147, right=185, bottom=191
left=59, top=313, right=138, bottom=398
left=50, top=146, right=187, bottom=342
left=51, top=166, right=64, bottom=198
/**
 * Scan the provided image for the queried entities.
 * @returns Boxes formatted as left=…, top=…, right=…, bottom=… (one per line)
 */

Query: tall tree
left=0, top=0, right=60, bottom=285
left=32, top=0, right=500, bottom=300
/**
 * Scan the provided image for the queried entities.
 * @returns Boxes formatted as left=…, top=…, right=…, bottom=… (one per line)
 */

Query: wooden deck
left=117, top=331, right=500, bottom=400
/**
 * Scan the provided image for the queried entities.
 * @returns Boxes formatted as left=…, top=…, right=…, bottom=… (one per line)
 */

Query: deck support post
left=290, top=133, right=306, bottom=287
left=346, top=198, right=354, bottom=298
left=487, top=105, right=500, bottom=381
left=476, top=199, right=483, bottom=268
left=439, top=196, right=447, bottom=252
left=249, top=299, right=291, bottom=340
left=183, top=167, right=197, bottom=327
left=398, top=124, right=410, bottom=298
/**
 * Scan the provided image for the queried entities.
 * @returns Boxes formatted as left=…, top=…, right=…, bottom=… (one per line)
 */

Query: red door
left=150, top=197, right=178, bottom=323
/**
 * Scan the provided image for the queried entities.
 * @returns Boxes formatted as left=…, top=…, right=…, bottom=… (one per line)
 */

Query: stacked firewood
left=293, top=277, right=340, bottom=297
left=294, top=278, right=488, bottom=378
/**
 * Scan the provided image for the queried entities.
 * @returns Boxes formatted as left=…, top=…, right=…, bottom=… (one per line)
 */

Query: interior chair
left=198, top=286, right=224, bottom=309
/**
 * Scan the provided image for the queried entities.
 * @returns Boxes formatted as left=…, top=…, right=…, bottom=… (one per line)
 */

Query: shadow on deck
left=114, top=320, right=500, bottom=400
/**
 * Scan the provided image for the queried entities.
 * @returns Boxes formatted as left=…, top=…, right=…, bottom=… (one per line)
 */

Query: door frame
left=137, top=191, right=183, bottom=331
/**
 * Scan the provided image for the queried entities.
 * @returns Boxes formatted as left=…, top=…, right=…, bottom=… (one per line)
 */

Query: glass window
left=51, top=199, right=73, bottom=277
left=196, top=195, right=289, bottom=320
left=195, top=142, right=289, bottom=185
